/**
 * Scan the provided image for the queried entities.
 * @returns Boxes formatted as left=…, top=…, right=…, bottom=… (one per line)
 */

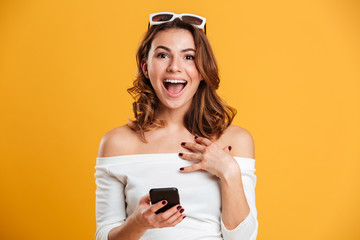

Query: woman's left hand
left=178, top=136, right=239, bottom=179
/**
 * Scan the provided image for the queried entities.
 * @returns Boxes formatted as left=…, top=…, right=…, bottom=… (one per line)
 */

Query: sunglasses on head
left=148, top=12, right=207, bottom=34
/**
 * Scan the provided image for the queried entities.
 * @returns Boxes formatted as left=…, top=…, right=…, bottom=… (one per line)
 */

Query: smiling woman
left=95, top=13, right=258, bottom=240
left=128, top=19, right=236, bottom=142
left=142, top=29, right=202, bottom=111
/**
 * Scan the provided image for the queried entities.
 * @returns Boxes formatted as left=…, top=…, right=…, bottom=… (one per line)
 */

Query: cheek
left=149, top=62, right=166, bottom=79
left=188, top=65, right=202, bottom=81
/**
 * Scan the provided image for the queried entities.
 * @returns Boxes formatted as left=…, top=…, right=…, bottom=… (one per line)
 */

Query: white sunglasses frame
left=149, top=12, right=207, bottom=30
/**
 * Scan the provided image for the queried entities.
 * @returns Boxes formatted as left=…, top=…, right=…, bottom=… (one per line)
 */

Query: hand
left=131, top=194, right=186, bottom=230
left=178, top=136, right=239, bottom=179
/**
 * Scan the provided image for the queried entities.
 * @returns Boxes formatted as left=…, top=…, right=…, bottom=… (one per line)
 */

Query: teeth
left=164, top=79, right=187, bottom=84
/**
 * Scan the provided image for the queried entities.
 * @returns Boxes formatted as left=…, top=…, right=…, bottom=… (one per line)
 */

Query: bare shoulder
left=221, top=125, right=255, bottom=159
left=97, top=125, right=140, bottom=157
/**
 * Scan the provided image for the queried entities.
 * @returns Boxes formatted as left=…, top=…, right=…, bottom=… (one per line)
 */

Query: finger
left=194, top=136, right=212, bottom=147
left=139, top=193, right=151, bottom=204
left=180, top=141, right=206, bottom=153
left=147, top=199, right=168, bottom=215
left=223, top=145, right=232, bottom=153
left=160, top=207, right=185, bottom=226
left=169, top=214, right=186, bottom=226
left=179, top=163, right=202, bottom=173
left=178, top=152, right=202, bottom=162
left=156, top=204, right=183, bottom=223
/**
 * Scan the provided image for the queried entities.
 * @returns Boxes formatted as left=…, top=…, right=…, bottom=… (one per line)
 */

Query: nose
left=166, top=56, right=182, bottom=73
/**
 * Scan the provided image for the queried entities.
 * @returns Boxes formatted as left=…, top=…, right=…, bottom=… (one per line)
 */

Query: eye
left=157, top=53, right=168, bottom=58
left=185, top=55, right=195, bottom=60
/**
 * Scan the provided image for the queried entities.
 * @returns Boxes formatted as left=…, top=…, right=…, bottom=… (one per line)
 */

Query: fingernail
left=228, top=146, right=232, bottom=151
left=194, top=136, right=198, bottom=139
left=177, top=205, right=182, bottom=210
left=183, top=215, right=186, bottom=219
left=181, top=142, right=185, bottom=146
left=162, top=200, right=167, bottom=205
left=179, top=153, right=183, bottom=157
left=180, top=167, right=184, bottom=171
left=180, top=208, right=184, bottom=213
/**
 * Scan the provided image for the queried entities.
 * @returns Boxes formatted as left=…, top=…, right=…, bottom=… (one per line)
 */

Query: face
left=142, top=28, right=203, bottom=112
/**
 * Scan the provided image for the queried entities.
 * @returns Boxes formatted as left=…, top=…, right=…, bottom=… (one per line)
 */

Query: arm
left=220, top=161, right=250, bottom=228
left=107, top=215, right=146, bottom=240
left=179, top=127, right=258, bottom=239
left=95, top=130, right=186, bottom=240
left=220, top=160, right=258, bottom=240
left=220, top=128, right=256, bottom=230
left=107, top=194, right=185, bottom=240
left=94, top=162, right=127, bottom=240
left=95, top=166, right=185, bottom=240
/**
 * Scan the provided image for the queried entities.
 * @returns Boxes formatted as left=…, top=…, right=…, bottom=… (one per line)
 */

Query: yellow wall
left=1, top=0, right=359, bottom=239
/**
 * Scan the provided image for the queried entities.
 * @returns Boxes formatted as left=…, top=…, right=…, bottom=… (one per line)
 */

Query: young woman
left=95, top=13, right=258, bottom=240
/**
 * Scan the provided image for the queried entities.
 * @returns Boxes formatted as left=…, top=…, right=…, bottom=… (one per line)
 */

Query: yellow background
left=1, top=0, right=359, bottom=239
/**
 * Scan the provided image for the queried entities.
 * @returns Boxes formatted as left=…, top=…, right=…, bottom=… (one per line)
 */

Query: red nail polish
left=228, top=146, right=232, bottom=151
left=180, top=167, right=184, bottom=171
left=183, top=216, right=186, bottom=219
left=180, top=208, right=184, bottom=213
left=194, top=136, right=198, bottom=139
left=162, top=200, right=167, bottom=205
left=181, top=142, right=185, bottom=146
left=177, top=205, right=182, bottom=210
left=179, top=153, right=183, bottom=157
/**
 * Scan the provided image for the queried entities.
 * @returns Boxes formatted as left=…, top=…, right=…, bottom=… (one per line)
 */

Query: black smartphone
left=149, top=187, right=180, bottom=214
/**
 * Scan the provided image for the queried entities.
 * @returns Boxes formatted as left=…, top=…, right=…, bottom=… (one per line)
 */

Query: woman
left=95, top=12, right=258, bottom=240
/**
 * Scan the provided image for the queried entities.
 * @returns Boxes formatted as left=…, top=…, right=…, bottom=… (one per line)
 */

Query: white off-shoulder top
left=95, top=153, right=258, bottom=240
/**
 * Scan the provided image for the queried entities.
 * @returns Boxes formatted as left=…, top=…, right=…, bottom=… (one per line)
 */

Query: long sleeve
left=95, top=161, right=126, bottom=240
left=220, top=159, right=258, bottom=240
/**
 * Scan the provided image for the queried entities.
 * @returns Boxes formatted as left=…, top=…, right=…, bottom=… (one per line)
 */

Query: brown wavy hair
left=127, top=18, right=236, bottom=142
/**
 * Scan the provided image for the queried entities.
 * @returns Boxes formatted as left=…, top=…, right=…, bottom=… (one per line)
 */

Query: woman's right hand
left=130, top=193, right=186, bottom=230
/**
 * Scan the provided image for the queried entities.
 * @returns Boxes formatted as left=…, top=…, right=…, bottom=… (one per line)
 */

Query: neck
left=155, top=104, right=189, bottom=131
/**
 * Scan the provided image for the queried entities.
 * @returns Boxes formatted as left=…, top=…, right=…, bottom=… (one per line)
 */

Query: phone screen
left=149, top=187, right=180, bottom=214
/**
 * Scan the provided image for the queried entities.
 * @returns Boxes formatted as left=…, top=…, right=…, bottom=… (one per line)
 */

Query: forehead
left=151, top=28, right=195, bottom=50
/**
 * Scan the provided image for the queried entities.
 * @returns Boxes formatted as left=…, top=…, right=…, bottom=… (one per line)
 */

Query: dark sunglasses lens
left=152, top=14, right=173, bottom=22
left=182, top=16, right=203, bottom=26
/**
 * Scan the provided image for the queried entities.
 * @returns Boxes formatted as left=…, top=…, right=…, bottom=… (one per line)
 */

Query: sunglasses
left=148, top=12, right=207, bottom=34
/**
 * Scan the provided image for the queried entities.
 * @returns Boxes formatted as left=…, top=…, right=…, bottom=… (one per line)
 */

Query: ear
left=141, top=60, right=148, bottom=78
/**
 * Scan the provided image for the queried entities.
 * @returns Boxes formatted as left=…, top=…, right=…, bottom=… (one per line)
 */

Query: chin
left=161, top=99, right=192, bottom=111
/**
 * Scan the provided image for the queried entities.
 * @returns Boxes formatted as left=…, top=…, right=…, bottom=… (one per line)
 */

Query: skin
left=97, top=28, right=255, bottom=240
left=143, top=28, right=203, bottom=112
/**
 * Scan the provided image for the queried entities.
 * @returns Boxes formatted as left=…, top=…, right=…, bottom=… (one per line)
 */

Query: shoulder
left=97, top=125, right=140, bottom=157
left=220, top=125, right=255, bottom=159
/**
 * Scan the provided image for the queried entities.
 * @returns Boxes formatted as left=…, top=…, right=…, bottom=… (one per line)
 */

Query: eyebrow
left=155, top=45, right=196, bottom=52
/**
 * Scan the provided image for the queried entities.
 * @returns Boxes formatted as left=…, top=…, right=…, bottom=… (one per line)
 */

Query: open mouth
left=163, top=79, right=188, bottom=95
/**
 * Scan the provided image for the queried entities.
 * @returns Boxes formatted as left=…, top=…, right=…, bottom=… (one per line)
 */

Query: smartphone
left=149, top=187, right=180, bottom=214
